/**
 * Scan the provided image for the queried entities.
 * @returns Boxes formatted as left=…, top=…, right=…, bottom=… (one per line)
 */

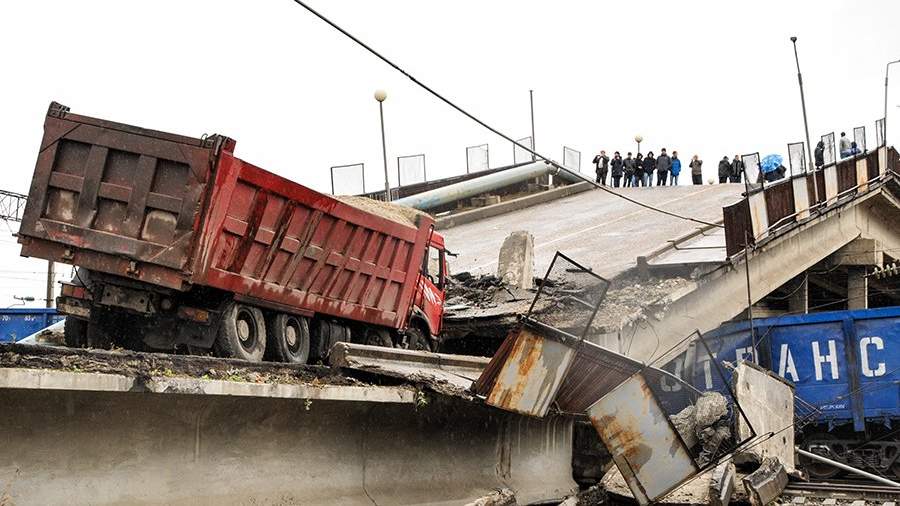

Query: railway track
left=783, top=479, right=900, bottom=502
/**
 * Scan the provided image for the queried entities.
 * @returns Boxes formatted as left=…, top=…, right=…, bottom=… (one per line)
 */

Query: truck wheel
left=268, top=314, right=310, bottom=364
left=63, top=317, right=88, bottom=348
left=401, top=326, right=432, bottom=352
left=364, top=328, right=392, bottom=348
left=215, top=303, right=266, bottom=362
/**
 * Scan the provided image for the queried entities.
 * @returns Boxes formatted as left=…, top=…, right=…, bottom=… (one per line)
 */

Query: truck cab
left=409, top=231, right=448, bottom=349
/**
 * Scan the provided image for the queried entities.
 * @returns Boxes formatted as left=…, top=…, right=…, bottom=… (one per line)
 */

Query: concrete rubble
left=497, top=231, right=534, bottom=289
left=743, top=457, right=790, bottom=506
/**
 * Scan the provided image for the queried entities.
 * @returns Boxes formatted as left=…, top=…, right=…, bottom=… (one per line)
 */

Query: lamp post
left=885, top=59, right=900, bottom=146
left=790, top=37, right=814, bottom=174
left=374, top=89, right=390, bottom=201
left=634, top=134, right=643, bottom=155
left=529, top=89, right=536, bottom=161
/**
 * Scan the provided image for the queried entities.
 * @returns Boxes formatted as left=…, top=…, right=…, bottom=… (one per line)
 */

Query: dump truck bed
left=19, top=103, right=434, bottom=330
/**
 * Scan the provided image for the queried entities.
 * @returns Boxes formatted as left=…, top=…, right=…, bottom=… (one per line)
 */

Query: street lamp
left=885, top=59, right=900, bottom=146
left=634, top=134, right=643, bottom=155
left=790, top=37, right=815, bottom=175
left=374, top=89, right=390, bottom=201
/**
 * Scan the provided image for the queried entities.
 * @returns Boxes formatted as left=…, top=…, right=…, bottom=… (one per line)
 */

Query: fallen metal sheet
left=587, top=372, right=698, bottom=505
left=328, top=342, right=489, bottom=394
left=474, top=322, right=577, bottom=417
left=474, top=320, right=643, bottom=417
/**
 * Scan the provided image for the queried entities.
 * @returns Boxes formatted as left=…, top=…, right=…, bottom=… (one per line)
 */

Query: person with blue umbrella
left=761, top=154, right=786, bottom=182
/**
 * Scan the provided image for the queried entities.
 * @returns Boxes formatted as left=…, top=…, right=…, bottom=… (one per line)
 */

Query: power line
left=287, top=0, right=723, bottom=229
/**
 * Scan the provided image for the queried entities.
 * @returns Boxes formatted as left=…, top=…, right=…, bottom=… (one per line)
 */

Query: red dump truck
left=17, top=102, right=448, bottom=362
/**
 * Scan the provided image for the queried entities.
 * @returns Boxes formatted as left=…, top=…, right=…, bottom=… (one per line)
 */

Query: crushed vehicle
left=17, top=102, right=449, bottom=363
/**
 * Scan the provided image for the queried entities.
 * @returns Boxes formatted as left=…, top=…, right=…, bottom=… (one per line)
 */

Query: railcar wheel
left=799, top=433, right=841, bottom=480
left=214, top=302, right=266, bottom=362
left=267, top=314, right=310, bottom=364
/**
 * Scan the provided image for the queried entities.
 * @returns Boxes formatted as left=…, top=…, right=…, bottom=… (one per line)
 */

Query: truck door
left=417, top=244, right=446, bottom=336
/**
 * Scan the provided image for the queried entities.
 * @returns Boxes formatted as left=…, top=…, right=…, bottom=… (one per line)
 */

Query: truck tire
left=215, top=302, right=266, bottom=362
left=267, top=314, right=310, bottom=364
left=402, top=326, right=432, bottom=352
left=63, top=317, right=88, bottom=348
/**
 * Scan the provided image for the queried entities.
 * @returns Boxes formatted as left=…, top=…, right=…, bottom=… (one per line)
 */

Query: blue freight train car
left=0, top=308, right=64, bottom=343
left=658, top=306, right=900, bottom=479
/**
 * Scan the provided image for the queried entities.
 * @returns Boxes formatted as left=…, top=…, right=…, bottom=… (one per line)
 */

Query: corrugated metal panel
left=836, top=158, right=857, bottom=194
left=723, top=199, right=752, bottom=257
left=554, top=339, right=643, bottom=414
left=764, top=180, right=794, bottom=229
left=588, top=372, right=698, bottom=505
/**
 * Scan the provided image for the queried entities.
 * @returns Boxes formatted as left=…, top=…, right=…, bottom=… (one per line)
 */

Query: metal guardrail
left=723, top=146, right=898, bottom=257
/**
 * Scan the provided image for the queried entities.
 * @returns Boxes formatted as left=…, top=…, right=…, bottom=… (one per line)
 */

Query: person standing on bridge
left=690, top=155, right=703, bottom=185
left=593, top=150, right=609, bottom=185
left=635, top=153, right=645, bottom=186
left=656, top=148, right=671, bottom=186
left=670, top=151, right=682, bottom=186
left=610, top=151, right=624, bottom=187
left=730, top=155, right=744, bottom=183
left=718, top=156, right=731, bottom=183
left=839, top=132, right=852, bottom=158
left=642, top=151, right=656, bottom=187
left=814, top=140, right=825, bottom=169
left=623, top=152, right=636, bottom=187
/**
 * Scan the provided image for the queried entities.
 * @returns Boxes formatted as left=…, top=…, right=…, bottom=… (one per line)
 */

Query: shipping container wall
left=0, top=308, right=64, bottom=343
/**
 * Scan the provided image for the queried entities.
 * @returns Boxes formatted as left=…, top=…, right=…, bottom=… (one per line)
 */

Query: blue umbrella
left=760, top=154, right=783, bottom=174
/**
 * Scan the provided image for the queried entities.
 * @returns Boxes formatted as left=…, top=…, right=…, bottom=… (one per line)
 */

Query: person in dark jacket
left=718, top=156, right=731, bottom=183
left=634, top=153, right=645, bottom=186
left=642, top=152, right=656, bottom=187
left=610, top=151, right=624, bottom=187
left=593, top=150, right=610, bottom=184
left=689, top=155, right=703, bottom=185
left=623, top=152, right=636, bottom=187
left=730, top=155, right=743, bottom=183
left=670, top=151, right=682, bottom=186
left=814, top=141, right=825, bottom=169
left=655, top=148, right=671, bottom=186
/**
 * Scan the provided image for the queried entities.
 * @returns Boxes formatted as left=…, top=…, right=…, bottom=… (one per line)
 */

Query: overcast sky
left=0, top=0, right=898, bottom=309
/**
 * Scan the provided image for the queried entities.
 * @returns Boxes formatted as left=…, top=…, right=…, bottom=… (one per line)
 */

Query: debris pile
left=333, top=195, right=428, bottom=228
left=445, top=272, right=521, bottom=309
left=670, top=391, right=732, bottom=466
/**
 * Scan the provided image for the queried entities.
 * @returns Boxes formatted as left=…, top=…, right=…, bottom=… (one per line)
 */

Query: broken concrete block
left=708, top=460, right=735, bottom=506
left=821, top=500, right=837, bottom=506
left=732, top=361, right=797, bottom=472
left=742, top=457, right=789, bottom=506
left=693, top=391, right=728, bottom=427
left=849, top=501, right=866, bottom=506
left=670, top=404, right=698, bottom=448
left=463, top=488, right=516, bottom=506
left=497, top=231, right=534, bottom=289
left=483, top=195, right=501, bottom=206
left=791, top=497, right=806, bottom=504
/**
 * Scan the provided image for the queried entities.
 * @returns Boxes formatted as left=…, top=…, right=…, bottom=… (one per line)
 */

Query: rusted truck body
left=17, top=102, right=448, bottom=362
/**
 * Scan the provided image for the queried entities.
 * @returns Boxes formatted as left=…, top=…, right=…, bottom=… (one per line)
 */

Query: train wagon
left=657, top=307, right=900, bottom=479
left=17, top=102, right=449, bottom=363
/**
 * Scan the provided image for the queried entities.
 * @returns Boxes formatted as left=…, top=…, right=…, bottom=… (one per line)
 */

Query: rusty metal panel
left=554, top=339, right=643, bottom=414
left=792, top=176, right=810, bottom=220
left=481, top=324, right=577, bottom=417
left=18, top=103, right=217, bottom=289
left=723, top=199, right=752, bottom=257
left=763, top=180, right=795, bottom=229
left=836, top=158, right=857, bottom=194
left=194, top=152, right=434, bottom=330
left=588, top=372, right=698, bottom=504
left=747, top=191, right=769, bottom=241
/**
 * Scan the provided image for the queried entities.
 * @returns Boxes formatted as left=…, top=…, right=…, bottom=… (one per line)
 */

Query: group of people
left=593, top=149, right=705, bottom=187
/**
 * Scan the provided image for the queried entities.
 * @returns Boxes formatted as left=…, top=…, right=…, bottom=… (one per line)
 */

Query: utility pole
left=885, top=59, right=900, bottom=146
left=790, top=37, right=817, bottom=203
left=46, top=261, right=54, bottom=308
left=529, top=89, right=536, bottom=161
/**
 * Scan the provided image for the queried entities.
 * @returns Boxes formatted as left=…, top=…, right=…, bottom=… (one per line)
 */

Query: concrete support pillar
left=847, top=267, right=868, bottom=310
left=788, top=276, right=808, bottom=314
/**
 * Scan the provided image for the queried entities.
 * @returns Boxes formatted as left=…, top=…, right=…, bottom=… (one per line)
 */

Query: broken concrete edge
left=435, top=181, right=592, bottom=230
left=636, top=220, right=725, bottom=277
left=0, top=367, right=418, bottom=404
left=742, top=457, right=789, bottom=506
left=329, top=341, right=490, bottom=369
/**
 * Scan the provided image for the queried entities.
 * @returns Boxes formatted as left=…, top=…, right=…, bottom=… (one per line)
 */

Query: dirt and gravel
left=334, top=195, right=428, bottom=228
left=0, top=342, right=359, bottom=386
